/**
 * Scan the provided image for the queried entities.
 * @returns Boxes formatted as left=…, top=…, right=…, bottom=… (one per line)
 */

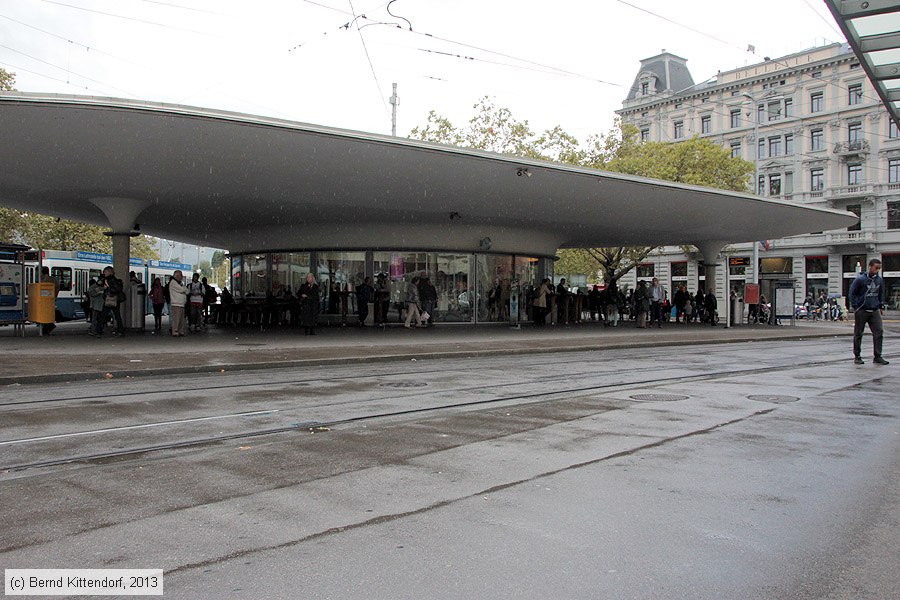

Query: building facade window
left=889, top=201, right=900, bottom=229
left=758, top=175, right=766, bottom=195
left=810, top=91, right=824, bottom=113
left=848, top=122, right=862, bottom=142
left=847, top=204, right=861, bottom=231
left=810, top=168, right=824, bottom=191
left=890, top=158, right=900, bottom=183
left=640, top=128, right=650, bottom=142
left=784, top=98, right=794, bottom=117
left=785, top=133, right=794, bottom=155
left=730, top=109, right=740, bottom=128
left=758, top=138, right=765, bottom=159
left=701, top=115, right=711, bottom=134
left=757, top=103, right=765, bottom=123
left=768, top=100, right=782, bottom=121
left=784, top=172, right=794, bottom=194
left=730, top=140, right=741, bottom=158
left=641, top=81, right=649, bottom=95
left=768, top=137, right=782, bottom=157
left=890, top=120, right=900, bottom=139
left=769, top=173, right=782, bottom=196
left=810, top=128, right=824, bottom=150
left=636, top=263, right=655, bottom=278
left=847, top=163, right=863, bottom=185
left=848, top=83, right=863, bottom=105
left=811, top=71, right=822, bottom=79
left=674, top=120, right=684, bottom=139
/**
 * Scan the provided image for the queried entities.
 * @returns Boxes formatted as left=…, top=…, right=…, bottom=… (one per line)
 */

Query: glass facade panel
left=475, top=255, right=513, bottom=322
left=244, top=254, right=268, bottom=298
left=271, top=252, right=310, bottom=296
left=227, top=250, right=556, bottom=324
left=230, top=255, right=242, bottom=298
left=373, top=251, right=473, bottom=323
left=317, top=251, right=366, bottom=317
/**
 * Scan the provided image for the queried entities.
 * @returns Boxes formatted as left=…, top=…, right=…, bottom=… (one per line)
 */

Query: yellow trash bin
left=27, top=282, right=56, bottom=324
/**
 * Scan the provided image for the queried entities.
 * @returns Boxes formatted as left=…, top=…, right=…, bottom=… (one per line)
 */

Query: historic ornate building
left=617, top=43, right=900, bottom=311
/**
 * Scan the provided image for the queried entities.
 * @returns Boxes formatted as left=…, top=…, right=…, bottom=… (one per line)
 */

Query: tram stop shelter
left=0, top=92, right=857, bottom=324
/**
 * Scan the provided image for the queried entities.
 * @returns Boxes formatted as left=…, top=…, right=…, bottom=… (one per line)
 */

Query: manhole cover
left=379, top=381, right=428, bottom=388
left=747, top=394, right=800, bottom=404
left=629, top=393, right=689, bottom=402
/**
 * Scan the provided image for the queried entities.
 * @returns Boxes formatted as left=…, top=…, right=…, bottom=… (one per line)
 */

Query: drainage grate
left=629, top=393, right=689, bottom=402
left=747, top=394, right=800, bottom=404
left=379, top=381, right=429, bottom=389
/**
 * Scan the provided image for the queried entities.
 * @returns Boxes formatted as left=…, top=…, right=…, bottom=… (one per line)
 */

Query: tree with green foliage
left=0, top=66, right=15, bottom=91
left=0, top=208, right=159, bottom=259
left=409, top=101, right=754, bottom=286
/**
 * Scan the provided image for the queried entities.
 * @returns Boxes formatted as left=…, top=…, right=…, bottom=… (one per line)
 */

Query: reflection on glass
left=272, top=253, right=311, bottom=297
left=244, top=254, right=268, bottom=297
left=317, top=252, right=366, bottom=315
left=476, top=255, right=513, bottom=322
left=372, top=252, right=473, bottom=322
left=231, top=255, right=242, bottom=298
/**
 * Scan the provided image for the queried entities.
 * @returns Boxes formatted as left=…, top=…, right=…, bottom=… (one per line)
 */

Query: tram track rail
left=0, top=338, right=850, bottom=409
left=3, top=351, right=890, bottom=474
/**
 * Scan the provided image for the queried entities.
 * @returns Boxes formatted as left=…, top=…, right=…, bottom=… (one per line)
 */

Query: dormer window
left=641, top=82, right=649, bottom=95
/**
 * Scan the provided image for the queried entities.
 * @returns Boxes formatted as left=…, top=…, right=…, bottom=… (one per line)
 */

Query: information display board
left=0, top=261, right=25, bottom=325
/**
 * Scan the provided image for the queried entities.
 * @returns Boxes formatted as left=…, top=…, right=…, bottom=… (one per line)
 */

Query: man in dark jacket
left=848, top=258, right=889, bottom=365
left=356, top=277, right=374, bottom=326
left=704, top=290, right=717, bottom=327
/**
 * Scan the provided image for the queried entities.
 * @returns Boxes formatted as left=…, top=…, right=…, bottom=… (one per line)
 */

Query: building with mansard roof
left=617, top=42, right=900, bottom=312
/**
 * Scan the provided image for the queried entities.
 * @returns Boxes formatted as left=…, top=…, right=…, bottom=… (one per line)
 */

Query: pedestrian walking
left=404, top=277, right=424, bottom=329
left=849, top=258, right=890, bottom=365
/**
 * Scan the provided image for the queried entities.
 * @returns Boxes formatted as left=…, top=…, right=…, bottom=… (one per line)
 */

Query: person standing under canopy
left=299, top=273, right=320, bottom=336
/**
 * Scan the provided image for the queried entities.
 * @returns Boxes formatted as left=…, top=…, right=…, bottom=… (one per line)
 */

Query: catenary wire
left=347, top=0, right=391, bottom=117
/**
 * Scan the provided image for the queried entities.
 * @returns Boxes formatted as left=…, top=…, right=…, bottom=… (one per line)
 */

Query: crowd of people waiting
left=76, top=265, right=726, bottom=337
left=529, top=277, right=721, bottom=328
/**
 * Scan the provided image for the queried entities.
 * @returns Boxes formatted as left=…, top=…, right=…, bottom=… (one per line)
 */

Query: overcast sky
left=1, top=0, right=845, bottom=142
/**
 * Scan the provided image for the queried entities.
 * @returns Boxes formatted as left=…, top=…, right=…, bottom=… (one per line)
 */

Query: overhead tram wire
left=347, top=0, right=391, bottom=118
left=800, top=0, right=846, bottom=40
left=39, top=0, right=221, bottom=37
left=0, top=42, right=145, bottom=99
left=0, top=59, right=111, bottom=95
left=0, top=13, right=154, bottom=71
left=612, top=0, right=888, bottom=108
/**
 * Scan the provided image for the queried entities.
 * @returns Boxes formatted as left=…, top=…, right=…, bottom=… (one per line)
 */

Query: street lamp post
left=743, top=92, right=761, bottom=287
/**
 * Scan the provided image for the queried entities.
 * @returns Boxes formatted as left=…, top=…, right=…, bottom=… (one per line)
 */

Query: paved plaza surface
left=0, top=324, right=898, bottom=599
left=0, top=318, right=859, bottom=385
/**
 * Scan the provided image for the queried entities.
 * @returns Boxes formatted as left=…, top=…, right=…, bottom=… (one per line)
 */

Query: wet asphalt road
left=0, top=334, right=898, bottom=599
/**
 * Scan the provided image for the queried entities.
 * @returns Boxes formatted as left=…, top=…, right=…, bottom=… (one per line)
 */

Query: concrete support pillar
left=695, top=241, right=727, bottom=297
left=91, top=197, right=149, bottom=329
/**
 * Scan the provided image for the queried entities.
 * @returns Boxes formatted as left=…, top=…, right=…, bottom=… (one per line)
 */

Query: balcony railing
left=833, top=139, right=870, bottom=157
left=825, top=231, right=875, bottom=244
left=829, top=183, right=874, bottom=198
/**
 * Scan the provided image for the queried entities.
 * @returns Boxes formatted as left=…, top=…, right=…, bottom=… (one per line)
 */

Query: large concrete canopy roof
left=0, top=93, right=855, bottom=257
